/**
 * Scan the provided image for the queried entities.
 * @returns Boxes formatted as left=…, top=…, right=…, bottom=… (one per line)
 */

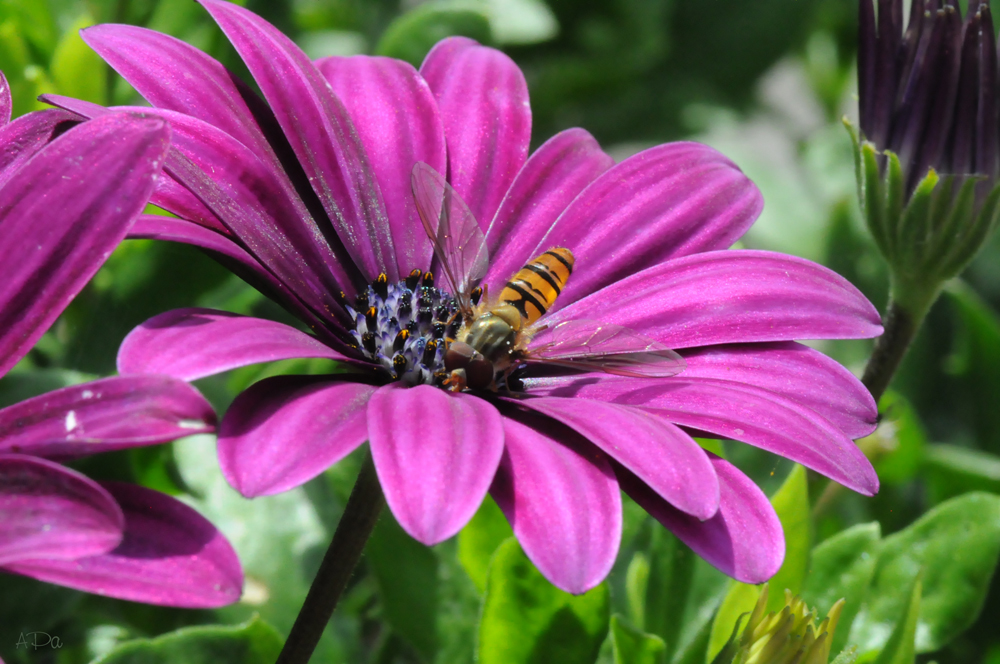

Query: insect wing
left=411, top=162, right=489, bottom=313
left=529, top=319, right=686, bottom=378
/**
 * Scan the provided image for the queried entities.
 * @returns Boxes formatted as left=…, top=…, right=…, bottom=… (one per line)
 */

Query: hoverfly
left=411, top=162, right=686, bottom=391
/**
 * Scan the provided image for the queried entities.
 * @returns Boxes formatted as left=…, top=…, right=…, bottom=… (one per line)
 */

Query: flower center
left=344, top=270, right=460, bottom=385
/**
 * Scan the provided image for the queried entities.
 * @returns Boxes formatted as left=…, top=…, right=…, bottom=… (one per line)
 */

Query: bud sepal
left=849, top=118, right=1000, bottom=296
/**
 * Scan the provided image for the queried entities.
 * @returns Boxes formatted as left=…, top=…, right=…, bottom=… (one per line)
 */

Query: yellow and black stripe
left=499, top=248, right=574, bottom=324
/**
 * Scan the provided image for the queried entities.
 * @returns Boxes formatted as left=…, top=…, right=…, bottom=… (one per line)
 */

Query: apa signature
left=15, top=631, right=62, bottom=650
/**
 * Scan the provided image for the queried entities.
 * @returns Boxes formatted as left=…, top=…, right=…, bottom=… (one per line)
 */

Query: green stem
left=861, top=281, right=937, bottom=404
left=276, top=451, right=384, bottom=664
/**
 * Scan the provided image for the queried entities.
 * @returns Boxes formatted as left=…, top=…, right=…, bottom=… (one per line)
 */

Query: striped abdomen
left=499, top=248, right=574, bottom=325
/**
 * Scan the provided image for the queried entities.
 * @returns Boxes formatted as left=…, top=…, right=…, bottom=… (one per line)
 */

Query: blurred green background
left=3, top=0, right=1000, bottom=662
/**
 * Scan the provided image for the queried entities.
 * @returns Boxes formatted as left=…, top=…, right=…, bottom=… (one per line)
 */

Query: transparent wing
left=411, top=162, right=488, bottom=316
left=527, top=319, right=686, bottom=378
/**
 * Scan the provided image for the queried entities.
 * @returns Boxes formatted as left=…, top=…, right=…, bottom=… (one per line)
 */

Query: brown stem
left=276, top=451, right=384, bottom=664
left=861, top=297, right=922, bottom=404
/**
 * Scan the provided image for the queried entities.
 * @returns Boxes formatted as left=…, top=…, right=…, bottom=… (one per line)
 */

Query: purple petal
left=0, top=71, right=11, bottom=127
left=0, top=376, right=215, bottom=460
left=39, top=93, right=228, bottom=234
left=150, top=175, right=227, bottom=233
left=317, top=55, right=446, bottom=276
left=530, top=142, right=763, bottom=309
left=129, top=215, right=253, bottom=266
left=118, top=308, right=355, bottom=382
left=81, top=24, right=287, bottom=178
left=199, top=0, right=395, bottom=282
left=368, top=384, right=504, bottom=545
left=0, top=455, right=123, bottom=566
left=5, top=482, right=243, bottom=608
left=0, top=113, right=170, bottom=378
left=618, top=454, right=784, bottom=584
left=0, top=109, right=81, bottom=189
left=540, top=250, right=883, bottom=348
left=421, top=37, right=531, bottom=226
left=491, top=411, right=621, bottom=594
left=218, top=376, right=374, bottom=497
left=680, top=342, right=877, bottom=439
left=483, top=128, right=614, bottom=289
left=41, top=95, right=357, bottom=323
left=524, top=375, right=878, bottom=496
left=511, top=396, right=719, bottom=519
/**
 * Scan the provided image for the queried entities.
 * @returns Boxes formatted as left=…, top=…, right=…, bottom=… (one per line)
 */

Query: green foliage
left=457, top=494, right=514, bottom=593
left=924, top=445, right=1000, bottom=504
left=801, top=523, right=881, bottom=655
left=366, top=511, right=440, bottom=660
left=375, top=5, right=492, bottom=66
left=92, top=615, right=283, bottom=664
left=610, top=615, right=667, bottom=664
left=870, top=577, right=920, bottom=664
left=50, top=14, right=107, bottom=104
left=943, top=284, right=1000, bottom=455
left=865, top=392, right=926, bottom=486
left=849, top=493, right=1000, bottom=656
left=478, top=538, right=611, bottom=664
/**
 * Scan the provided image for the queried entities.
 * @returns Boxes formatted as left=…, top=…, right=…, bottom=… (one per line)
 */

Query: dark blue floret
left=346, top=275, right=459, bottom=385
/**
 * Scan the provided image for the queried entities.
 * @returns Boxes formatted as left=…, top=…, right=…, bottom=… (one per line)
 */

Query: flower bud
left=853, top=0, right=1000, bottom=289
left=711, top=585, right=854, bottom=664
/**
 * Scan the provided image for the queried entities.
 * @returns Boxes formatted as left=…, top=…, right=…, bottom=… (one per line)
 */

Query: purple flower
left=63, top=0, right=881, bottom=593
left=0, top=83, right=242, bottom=607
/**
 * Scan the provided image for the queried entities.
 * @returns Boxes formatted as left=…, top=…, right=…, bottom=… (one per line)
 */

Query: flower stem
left=861, top=282, right=936, bottom=404
left=276, top=451, right=384, bottom=664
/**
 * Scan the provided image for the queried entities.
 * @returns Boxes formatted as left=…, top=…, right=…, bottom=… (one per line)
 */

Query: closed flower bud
left=712, top=585, right=855, bottom=664
left=852, top=0, right=1000, bottom=289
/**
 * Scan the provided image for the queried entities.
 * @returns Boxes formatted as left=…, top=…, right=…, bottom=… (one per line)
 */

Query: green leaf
left=375, top=5, right=492, bottom=67
left=93, top=615, right=282, bottom=664
left=871, top=577, right=920, bottom=664
left=478, top=538, right=610, bottom=664
left=611, top=615, right=666, bottom=664
left=458, top=494, right=514, bottom=593
left=706, top=583, right=759, bottom=663
left=924, top=444, right=1000, bottom=504
left=626, top=552, right=651, bottom=629
left=801, top=522, right=881, bottom=654
left=765, top=464, right=811, bottom=607
left=849, top=493, right=1000, bottom=655
left=642, top=526, right=697, bottom=653
left=50, top=15, right=107, bottom=104
left=366, top=509, right=439, bottom=661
